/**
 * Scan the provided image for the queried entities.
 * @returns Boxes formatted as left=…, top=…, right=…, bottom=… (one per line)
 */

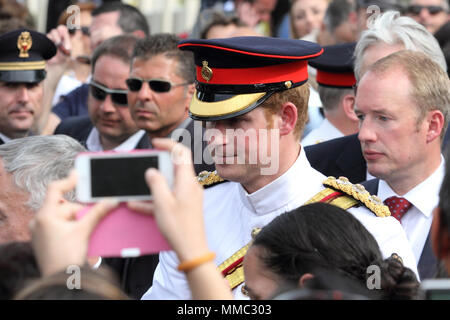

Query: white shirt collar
left=238, top=146, right=325, bottom=215
left=0, top=132, right=12, bottom=143
left=378, top=156, right=445, bottom=218
left=302, top=118, right=344, bottom=146
left=86, top=127, right=146, bottom=152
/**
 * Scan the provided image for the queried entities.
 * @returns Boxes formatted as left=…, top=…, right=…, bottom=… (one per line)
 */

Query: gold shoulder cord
left=197, top=170, right=225, bottom=187
left=322, top=176, right=391, bottom=217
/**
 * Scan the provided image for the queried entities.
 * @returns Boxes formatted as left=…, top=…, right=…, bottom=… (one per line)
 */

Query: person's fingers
left=79, top=199, right=119, bottom=235
left=56, top=24, right=72, bottom=51
left=145, top=168, right=173, bottom=213
left=126, top=201, right=156, bottom=216
left=59, top=202, right=84, bottom=220
left=47, top=28, right=62, bottom=44
left=40, top=171, right=78, bottom=215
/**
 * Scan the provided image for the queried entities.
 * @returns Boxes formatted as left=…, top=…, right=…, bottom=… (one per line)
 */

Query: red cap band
left=316, top=70, right=356, bottom=87
left=196, top=60, right=308, bottom=85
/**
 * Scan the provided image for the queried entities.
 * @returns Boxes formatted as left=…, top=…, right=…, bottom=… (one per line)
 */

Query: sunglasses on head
left=407, top=5, right=445, bottom=15
left=89, top=81, right=128, bottom=106
left=126, top=78, right=191, bottom=93
left=68, top=26, right=90, bottom=36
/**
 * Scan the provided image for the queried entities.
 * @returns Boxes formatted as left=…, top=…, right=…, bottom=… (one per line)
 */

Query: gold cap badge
left=201, top=60, right=213, bottom=82
left=17, top=31, right=32, bottom=58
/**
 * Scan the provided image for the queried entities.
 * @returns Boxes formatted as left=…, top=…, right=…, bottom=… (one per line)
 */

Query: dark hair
left=15, top=266, right=129, bottom=300
left=0, top=242, right=40, bottom=299
left=199, top=11, right=245, bottom=39
left=317, top=86, right=353, bottom=111
left=132, top=33, right=195, bottom=83
left=252, top=202, right=419, bottom=299
left=324, top=0, right=355, bottom=33
left=91, top=34, right=139, bottom=74
left=92, top=2, right=150, bottom=37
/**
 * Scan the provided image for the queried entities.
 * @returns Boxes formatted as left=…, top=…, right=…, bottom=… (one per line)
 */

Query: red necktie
left=384, top=196, right=412, bottom=222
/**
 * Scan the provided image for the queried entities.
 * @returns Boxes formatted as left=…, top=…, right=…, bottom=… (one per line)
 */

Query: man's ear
left=279, top=102, right=298, bottom=136
left=431, top=207, right=450, bottom=259
left=342, top=94, right=357, bottom=122
left=298, top=273, right=314, bottom=287
left=426, top=110, right=445, bottom=143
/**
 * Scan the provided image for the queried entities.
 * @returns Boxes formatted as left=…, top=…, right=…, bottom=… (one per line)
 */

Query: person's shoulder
left=320, top=176, right=390, bottom=218
left=305, top=134, right=359, bottom=154
left=54, top=115, right=93, bottom=138
left=197, top=170, right=229, bottom=190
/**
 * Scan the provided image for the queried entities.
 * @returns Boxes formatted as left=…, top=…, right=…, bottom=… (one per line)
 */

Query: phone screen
left=90, top=156, right=158, bottom=197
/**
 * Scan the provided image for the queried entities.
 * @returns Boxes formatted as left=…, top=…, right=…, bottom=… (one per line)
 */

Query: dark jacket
left=304, top=134, right=366, bottom=184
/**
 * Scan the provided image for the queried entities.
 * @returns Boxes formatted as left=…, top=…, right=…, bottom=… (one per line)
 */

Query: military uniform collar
left=238, top=147, right=312, bottom=215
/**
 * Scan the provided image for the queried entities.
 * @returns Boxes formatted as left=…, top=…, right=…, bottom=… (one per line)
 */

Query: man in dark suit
left=0, top=29, right=56, bottom=145
left=305, top=10, right=448, bottom=184
left=126, top=33, right=215, bottom=174
left=354, top=51, right=449, bottom=281
left=55, top=34, right=145, bottom=152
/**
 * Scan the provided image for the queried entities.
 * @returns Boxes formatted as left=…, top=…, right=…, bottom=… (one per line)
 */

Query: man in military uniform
left=0, top=29, right=56, bottom=145
left=142, top=36, right=418, bottom=300
left=302, top=42, right=359, bottom=147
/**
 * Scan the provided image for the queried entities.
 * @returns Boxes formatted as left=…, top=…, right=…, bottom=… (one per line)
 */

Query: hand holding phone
left=128, top=139, right=210, bottom=263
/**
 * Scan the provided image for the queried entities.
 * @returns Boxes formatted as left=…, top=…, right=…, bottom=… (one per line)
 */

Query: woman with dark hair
left=243, top=202, right=419, bottom=300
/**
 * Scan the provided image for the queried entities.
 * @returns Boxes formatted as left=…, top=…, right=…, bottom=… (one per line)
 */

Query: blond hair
left=369, top=50, right=450, bottom=139
left=261, top=83, right=310, bottom=140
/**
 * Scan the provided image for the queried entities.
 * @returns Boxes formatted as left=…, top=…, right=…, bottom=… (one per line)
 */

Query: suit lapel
left=418, top=231, right=438, bottom=280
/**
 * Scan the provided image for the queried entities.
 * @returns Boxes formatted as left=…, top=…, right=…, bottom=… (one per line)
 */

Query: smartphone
left=75, top=150, right=173, bottom=203
left=419, top=279, right=450, bottom=300
left=76, top=203, right=171, bottom=258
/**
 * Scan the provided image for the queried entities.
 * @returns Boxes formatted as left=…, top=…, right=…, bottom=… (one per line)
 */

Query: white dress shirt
left=85, top=128, right=146, bottom=152
left=377, top=157, right=445, bottom=262
left=0, top=132, right=12, bottom=143
left=302, top=118, right=344, bottom=147
left=142, top=148, right=418, bottom=300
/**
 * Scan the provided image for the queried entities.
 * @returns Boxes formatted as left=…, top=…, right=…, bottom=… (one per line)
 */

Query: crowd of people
left=0, top=0, right=449, bottom=302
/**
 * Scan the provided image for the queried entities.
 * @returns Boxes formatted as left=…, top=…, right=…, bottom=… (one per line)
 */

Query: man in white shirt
left=142, top=36, right=418, bottom=300
left=302, top=42, right=359, bottom=146
left=355, top=50, right=450, bottom=280
left=55, top=34, right=146, bottom=152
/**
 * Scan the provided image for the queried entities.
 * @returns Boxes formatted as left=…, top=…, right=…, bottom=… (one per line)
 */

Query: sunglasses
left=68, top=26, right=90, bottom=36
left=89, top=81, right=128, bottom=106
left=407, top=5, right=445, bottom=15
left=126, top=78, right=191, bottom=93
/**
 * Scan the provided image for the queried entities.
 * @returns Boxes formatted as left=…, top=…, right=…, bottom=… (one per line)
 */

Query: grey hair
left=354, top=11, right=447, bottom=81
left=323, top=0, right=355, bottom=33
left=0, top=135, right=86, bottom=211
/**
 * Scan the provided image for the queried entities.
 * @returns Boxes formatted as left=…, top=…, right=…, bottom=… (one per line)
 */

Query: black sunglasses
left=68, top=26, right=90, bottom=36
left=407, top=5, right=445, bottom=15
left=89, top=81, right=128, bottom=106
left=126, top=78, right=191, bottom=93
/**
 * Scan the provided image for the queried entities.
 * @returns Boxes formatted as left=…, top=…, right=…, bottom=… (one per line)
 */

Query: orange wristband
left=177, top=252, right=216, bottom=272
